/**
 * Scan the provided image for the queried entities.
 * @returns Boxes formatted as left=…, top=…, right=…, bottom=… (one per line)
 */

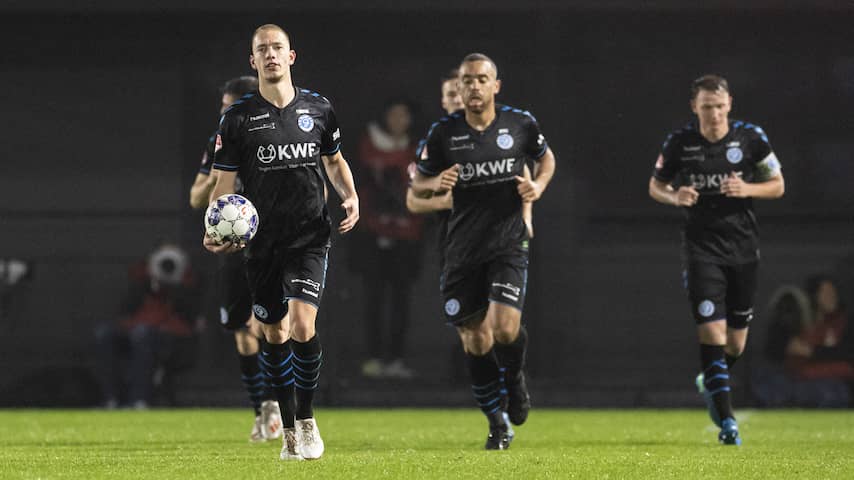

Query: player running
left=649, top=74, right=784, bottom=445
left=411, top=54, right=556, bottom=450
left=189, top=76, right=283, bottom=443
left=205, top=24, right=359, bottom=461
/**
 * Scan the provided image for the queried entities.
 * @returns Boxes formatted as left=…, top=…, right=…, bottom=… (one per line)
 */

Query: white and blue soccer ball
left=204, top=194, right=259, bottom=245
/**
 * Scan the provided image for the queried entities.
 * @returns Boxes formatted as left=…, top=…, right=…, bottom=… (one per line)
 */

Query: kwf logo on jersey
left=459, top=158, right=517, bottom=182
left=256, top=143, right=319, bottom=164
left=688, top=171, right=742, bottom=190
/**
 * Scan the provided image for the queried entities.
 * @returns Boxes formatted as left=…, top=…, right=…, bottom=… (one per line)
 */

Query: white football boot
left=280, top=428, right=304, bottom=461
left=249, top=416, right=266, bottom=443
left=295, top=418, right=325, bottom=460
left=260, top=400, right=283, bottom=440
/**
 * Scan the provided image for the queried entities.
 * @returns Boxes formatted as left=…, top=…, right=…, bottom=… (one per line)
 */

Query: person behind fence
left=94, top=243, right=202, bottom=408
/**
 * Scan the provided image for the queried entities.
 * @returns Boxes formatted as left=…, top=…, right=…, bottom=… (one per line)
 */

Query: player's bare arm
left=406, top=187, right=452, bottom=214
left=721, top=171, right=784, bottom=199
left=515, top=147, right=555, bottom=202
left=189, top=171, right=218, bottom=209
left=648, top=177, right=699, bottom=207
left=322, top=151, right=360, bottom=233
left=203, top=170, right=244, bottom=254
left=411, top=165, right=460, bottom=197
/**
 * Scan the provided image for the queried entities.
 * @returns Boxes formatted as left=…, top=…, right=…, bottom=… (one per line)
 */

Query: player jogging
left=205, top=24, right=359, bottom=461
left=412, top=54, right=556, bottom=450
left=649, top=74, right=784, bottom=445
left=189, top=76, right=283, bottom=443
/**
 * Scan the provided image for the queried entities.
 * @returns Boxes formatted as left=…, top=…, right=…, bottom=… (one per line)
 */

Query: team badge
left=444, top=298, right=460, bottom=316
left=253, top=304, right=269, bottom=320
left=297, top=114, right=315, bottom=132
left=697, top=300, right=715, bottom=318
left=726, top=147, right=743, bottom=164
left=496, top=133, right=514, bottom=150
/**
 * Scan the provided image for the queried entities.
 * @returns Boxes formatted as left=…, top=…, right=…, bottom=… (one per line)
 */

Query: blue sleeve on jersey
left=320, top=103, right=342, bottom=155
left=212, top=113, right=242, bottom=172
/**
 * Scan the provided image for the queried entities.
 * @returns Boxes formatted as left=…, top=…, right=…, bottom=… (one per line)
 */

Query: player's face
left=220, top=93, right=237, bottom=115
left=385, top=103, right=412, bottom=137
left=249, top=29, right=296, bottom=83
left=459, top=60, right=501, bottom=114
left=691, top=89, right=732, bottom=132
left=441, top=79, right=463, bottom=114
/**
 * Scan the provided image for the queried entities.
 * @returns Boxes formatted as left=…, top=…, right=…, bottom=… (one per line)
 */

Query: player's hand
left=515, top=176, right=543, bottom=202
left=339, top=196, right=360, bottom=233
left=437, top=165, right=460, bottom=192
left=721, top=172, right=749, bottom=198
left=674, top=186, right=699, bottom=206
left=203, top=233, right=244, bottom=254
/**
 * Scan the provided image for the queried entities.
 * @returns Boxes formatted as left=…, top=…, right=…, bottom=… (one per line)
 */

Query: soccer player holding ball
left=204, top=24, right=359, bottom=461
left=411, top=54, right=556, bottom=450
left=649, top=75, right=784, bottom=445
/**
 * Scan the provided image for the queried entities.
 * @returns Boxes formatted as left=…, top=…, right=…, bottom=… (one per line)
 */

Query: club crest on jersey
left=496, top=133, right=514, bottom=150
left=253, top=304, right=269, bottom=320
left=298, top=114, right=315, bottom=132
left=726, top=147, right=743, bottom=164
left=698, top=300, right=715, bottom=318
left=444, top=298, right=460, bottom=316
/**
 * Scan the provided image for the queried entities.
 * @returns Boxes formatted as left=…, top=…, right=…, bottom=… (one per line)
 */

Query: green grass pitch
left=1, top=409, right=853, bottom=479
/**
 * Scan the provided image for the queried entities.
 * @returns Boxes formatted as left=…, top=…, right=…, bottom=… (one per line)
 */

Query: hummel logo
left=250, top=113, right=270, bottom=121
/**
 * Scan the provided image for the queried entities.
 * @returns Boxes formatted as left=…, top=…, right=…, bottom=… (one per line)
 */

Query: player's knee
left=459, top=328, right=493, bottom=355
left=290, top=322, right=316, bottom=342
left=262, top=322, right=289, bottom=344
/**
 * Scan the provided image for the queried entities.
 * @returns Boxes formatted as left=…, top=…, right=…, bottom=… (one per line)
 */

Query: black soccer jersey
left=213, top=88, right=342, bottom=257
left=653, top=120, right=782, bottom=265
left=417, top=105, right=548, bottom=267
left=199, top=131, right=244, bottom=193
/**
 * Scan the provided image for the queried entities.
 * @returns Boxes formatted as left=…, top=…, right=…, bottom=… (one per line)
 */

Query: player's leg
left=723, top=261, right=759, bottom=368
left=284, top=246, right=330, bottom=460
left=487, top=253, right=530, bottom=425
left=689, top=262, right=739, bottom=444
left=245, top=318, right=282, bottom=440
left=446, top=264, right=511, bottom=450
left=246, top=257, right=301, bottom=460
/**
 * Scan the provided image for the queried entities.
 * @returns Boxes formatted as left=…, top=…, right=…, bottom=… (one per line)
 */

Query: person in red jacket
left=354, top=99, right=423, bottom=378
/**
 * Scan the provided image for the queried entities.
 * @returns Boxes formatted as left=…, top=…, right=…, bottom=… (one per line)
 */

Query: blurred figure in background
left=757, top=275, right=853, bottom=407
left=189, top=75, right=282, bottom=442
left=354, top=99, right=423, bottom=379
left=94, top=243, right=201, bottom=408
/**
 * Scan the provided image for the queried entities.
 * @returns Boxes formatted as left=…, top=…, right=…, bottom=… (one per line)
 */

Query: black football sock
left=700, top=343, right=734, bottom=421
left=725, top=352, right=741, bottom=369
left=260, top=340, right=296, bottom=428
left=494, top=325, right=528, bottom=385
left=466, top=349, right=504, bottom=428
left=238, top=353, right=264, bottom=416
left=292, top=335, right=323, bottom=420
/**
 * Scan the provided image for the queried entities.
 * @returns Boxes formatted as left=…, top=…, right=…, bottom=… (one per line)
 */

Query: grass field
left=1, top=408, right=853, bottom=479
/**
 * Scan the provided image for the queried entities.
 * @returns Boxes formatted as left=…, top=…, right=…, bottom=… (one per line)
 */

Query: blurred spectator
left=94, top=243, right=202, bottom=408
left=352, top=99, right=423, bottom=379
left=754, top=275, right=854, bottom=407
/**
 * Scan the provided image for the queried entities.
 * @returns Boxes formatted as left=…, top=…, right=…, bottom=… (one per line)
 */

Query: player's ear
left=689, top=99, right=697, bottom=115
left=494, top=79, right=502, bottom=94
left=288, top=49, right=297, bottom=66
left=249, top=54, right=258, bottom=72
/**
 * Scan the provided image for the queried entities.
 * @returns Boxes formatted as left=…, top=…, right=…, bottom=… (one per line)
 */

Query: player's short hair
left=221, top=76, right=258, bottom=97
left=460, top=53, right=498, bottom=79
left=251, top=24, right=291, bottom=51
left=441, top=68, right=459, bottom=86
left=690, top=74, right=729, bottom=99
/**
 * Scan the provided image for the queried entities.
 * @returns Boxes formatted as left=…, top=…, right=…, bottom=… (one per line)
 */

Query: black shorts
left=217, top=253, right=252, bottom=331
left=246, top=246, right=329, bottom=325
left=441, top=252, right=528, bottom=326
left=684, top=261, right=758, bottom=328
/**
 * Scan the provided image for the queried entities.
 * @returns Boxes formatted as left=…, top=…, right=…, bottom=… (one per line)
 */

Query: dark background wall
left=1, top=1, right=852, bottom=406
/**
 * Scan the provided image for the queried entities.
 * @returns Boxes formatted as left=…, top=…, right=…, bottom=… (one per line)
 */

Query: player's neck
left=259, top=79, right=296, bottom=109
left=464, top=106, right=496, bottom=132
left=699, top=122, right=729, bottom=143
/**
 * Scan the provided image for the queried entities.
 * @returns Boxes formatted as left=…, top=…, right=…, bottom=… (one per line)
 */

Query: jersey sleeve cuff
left=320, top=143, right=342, bottom=156
left=652, top=172, right=674, bottom=183
left=416, top=163, right=439, bottom=177
left=213, top=163, right=240, bottom=172
left=532, top=144, right=548, bottom=160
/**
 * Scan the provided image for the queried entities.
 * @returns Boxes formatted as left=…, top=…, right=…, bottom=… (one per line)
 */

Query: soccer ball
left=204, top=194, right=259, bottom=245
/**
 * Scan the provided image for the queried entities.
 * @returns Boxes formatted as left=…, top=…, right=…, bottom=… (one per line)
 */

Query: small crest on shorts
left=253, top=304, right=269, bottom=320
left=698, top=300, right=715, bottom=318
left=445, top=298, right=460, bottom=316
left=298, top=114, right=315, bottom=132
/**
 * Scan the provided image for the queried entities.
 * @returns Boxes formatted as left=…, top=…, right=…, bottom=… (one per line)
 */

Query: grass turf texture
left=1, top=409, right=853, bottom=479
